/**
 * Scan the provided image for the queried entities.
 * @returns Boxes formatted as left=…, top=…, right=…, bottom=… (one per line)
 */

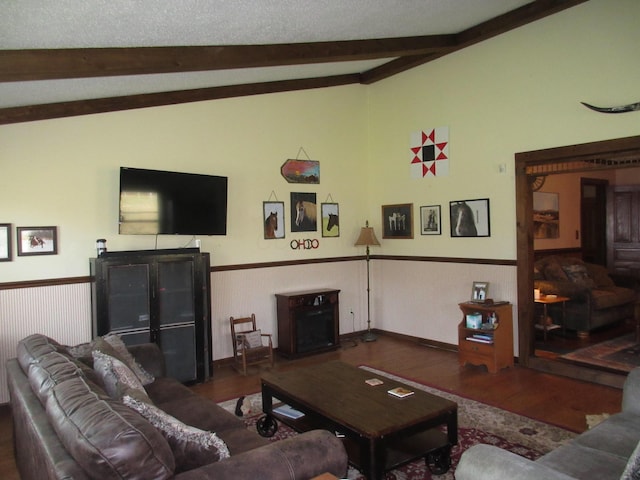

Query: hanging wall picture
left=281, top=159, right=320, bottom=184
left=291, top=192, right=317, bottom=232
left=533, top=192, right=559, bottom=239
left=0, top=223, right=11, bottom=261
left=382, top=203, right=413, bottom=239
left=321, top=203, right=339, bottom=237
left=410, top=127, right=449, bottom=178
left=420, top=205, right=441, bottom=235
left=263, top=201, right=285, bottom=239
left=17, top=226, right=58, bottom=256
left=449, top=199, right=490, bottom=237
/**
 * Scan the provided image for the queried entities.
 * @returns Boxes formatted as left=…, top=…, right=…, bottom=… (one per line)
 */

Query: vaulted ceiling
left=0, top=0, right=587, bottom=125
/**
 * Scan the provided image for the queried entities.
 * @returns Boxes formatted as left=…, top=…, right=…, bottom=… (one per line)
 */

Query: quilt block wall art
left=410, top=127, right=449, bottom=178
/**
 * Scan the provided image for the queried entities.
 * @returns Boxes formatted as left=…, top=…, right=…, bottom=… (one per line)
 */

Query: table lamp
left=354, top=221, right=381, bottom=342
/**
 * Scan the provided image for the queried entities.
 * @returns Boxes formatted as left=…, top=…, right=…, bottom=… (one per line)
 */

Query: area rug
left=561, top=333, right=640, bottom=373
left=218, top=366, right=575, bottom=479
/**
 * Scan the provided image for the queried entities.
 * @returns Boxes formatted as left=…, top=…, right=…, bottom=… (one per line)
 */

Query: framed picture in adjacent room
left=471, top=281, right=490, bottom=301
left=0, top=223, right=11, bottom=261
left=17, top=226, right=58, bottom=256
left=382, top=203, right=413, bottom=239
left=449, top=198, right=490, bottom=237
left=420, top=205, right=441, bottom=235
left=321, top=203, right=339, bottom=237
left=263, top=201, right=285, bottom=239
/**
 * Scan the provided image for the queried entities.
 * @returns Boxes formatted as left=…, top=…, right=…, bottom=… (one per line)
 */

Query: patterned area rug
left=561, top=333, right=640, bottom=372
left=218, top=366, right=575, bottom=479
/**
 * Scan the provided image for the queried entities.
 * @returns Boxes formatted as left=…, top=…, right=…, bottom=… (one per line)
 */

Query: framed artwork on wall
left=533, top=191, right=559, bottom=239
left=382, top=203, right=413, bottom=239
left=17, top=226, right=58, bottom=256
left=420, top=205, right=441, bottom=235
left=263, top=201, right=285, bottom=239
left=471, top=281, right=490, bottom=301
left=0, top=223, right=11, bottom=261
left=449, top=199, right=490, bottom=237
left=321, top=203, right=339, bottom=237
left=291, top=192, right=317, bottom=232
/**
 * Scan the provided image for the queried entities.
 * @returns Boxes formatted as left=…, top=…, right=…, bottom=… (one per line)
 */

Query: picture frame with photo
left=420, top=205, right=441, bottom=235
left=0, top=223, right=11, bottom=261
left=450, top=198, right=491, bottom=237
left=471, top=281, right=490, bottom=302
left=321, top=203, right=339, bottom=237
left=382, top=203, right=413, bottom=239
left=263, top=201, right=285, bottom=239
left=17, top=226, right=58, bottom=256
left=291, top=192, right=317, bottom=232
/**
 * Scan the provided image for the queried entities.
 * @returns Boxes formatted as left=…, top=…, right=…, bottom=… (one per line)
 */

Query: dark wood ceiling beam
left=361, top=0, right=589, bottom=84
left=0, top=35, right=456, bottom=82
left=0, top=74, right=360, bottom=125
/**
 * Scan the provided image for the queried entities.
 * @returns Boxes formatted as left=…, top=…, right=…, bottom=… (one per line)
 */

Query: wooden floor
left=0, top=334, right=625, bottom=479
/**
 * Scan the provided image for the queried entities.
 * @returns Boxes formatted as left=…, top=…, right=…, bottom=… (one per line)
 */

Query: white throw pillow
left=243, top=330, right=263, bottom=348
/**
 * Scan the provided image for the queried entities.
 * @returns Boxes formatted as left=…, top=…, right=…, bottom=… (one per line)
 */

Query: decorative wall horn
left=581, top=101, right=640, bottom=114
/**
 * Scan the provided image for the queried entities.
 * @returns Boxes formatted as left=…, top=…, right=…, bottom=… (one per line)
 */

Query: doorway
left=581, top=178, right=608, bottom=266
left=515, top=135, right=640, bottom=387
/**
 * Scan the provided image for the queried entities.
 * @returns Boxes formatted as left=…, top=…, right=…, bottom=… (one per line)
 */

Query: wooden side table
left=534, top=295, right=570, bottom=341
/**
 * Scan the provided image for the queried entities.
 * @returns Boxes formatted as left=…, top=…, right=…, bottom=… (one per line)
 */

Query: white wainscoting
left=0, top=259, right=517, bottom=404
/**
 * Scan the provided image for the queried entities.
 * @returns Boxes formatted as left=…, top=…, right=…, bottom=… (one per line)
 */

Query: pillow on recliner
left=562, top=264, right=596, bottom=289
left=123, top=395, right=230, bottom=473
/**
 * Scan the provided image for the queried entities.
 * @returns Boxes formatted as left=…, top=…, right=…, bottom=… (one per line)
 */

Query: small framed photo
left=450, top=198, right=491, bottom=237
left=321, top=203, right=339, bottom=237
left=0, top=224, right=11, bottom=261
left=420, top=205, right=441, bottom=235
left=263, top=202, right=285, bottom=239
left=17, top=226, right=58, bottom=256
left=471, top=281, right=490, bottom=301
left=382, top=203, right=413, bottom=239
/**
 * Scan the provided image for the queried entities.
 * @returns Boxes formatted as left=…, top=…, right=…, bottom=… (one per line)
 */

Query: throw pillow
left=543, top=261, right=569, bottom=281
left=123, top=395, right=230, bottom=472
left=92, top=350, right=150, bottom=401
left=243, top=330, right=263, bottom=349
left=561, top=264, right=596, bottom=289
left=94, top=335, right=155, bottom=385
left=620, top=439, right=640, bottom=480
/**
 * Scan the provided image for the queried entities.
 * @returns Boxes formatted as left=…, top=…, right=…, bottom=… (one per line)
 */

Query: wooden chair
left=230, top=314, right=274, bottom=375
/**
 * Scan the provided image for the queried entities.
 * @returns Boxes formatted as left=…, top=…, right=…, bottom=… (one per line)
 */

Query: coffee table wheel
left=256, top=414, right=278, bottom=437
left=426, top=445, right=451, bottom=475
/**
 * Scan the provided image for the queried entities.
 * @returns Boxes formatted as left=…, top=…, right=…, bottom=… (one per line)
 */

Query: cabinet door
left=106, top=263, right=151, bottom=333
left=157, top=260, right=195, bottom=326
left=158, top=324, right=197, bottom=382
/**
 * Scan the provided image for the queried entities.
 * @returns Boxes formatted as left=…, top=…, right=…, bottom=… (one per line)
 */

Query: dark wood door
left=581, top=178, right=608, bottom=265
left=607, top=185, right=640, bottom=277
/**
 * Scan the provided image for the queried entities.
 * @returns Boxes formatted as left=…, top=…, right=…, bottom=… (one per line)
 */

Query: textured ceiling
left=0, top=1, right=586, bottom=123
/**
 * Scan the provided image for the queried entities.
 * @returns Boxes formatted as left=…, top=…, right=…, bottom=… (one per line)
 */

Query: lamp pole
left=363, top=242, right=376, bottom=342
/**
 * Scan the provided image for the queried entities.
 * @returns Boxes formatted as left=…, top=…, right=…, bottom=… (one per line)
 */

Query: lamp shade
left=354, top=222, right=380, bottom=247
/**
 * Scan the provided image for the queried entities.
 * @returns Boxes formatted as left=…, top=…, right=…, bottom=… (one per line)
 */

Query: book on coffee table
left=365, top=378, right=384, bottom=386
left=387, top=387, right=415, bottom=398
left=273, top=404, right=305, bottom=419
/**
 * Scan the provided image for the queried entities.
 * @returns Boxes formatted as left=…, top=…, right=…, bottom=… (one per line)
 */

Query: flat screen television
left=119, top=167, right=228, bottom=235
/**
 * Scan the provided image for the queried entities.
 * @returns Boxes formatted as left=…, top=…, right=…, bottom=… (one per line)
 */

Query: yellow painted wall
left=365, top=0, right=640, bottom=259
left=0, top=86, right=368, bottom=281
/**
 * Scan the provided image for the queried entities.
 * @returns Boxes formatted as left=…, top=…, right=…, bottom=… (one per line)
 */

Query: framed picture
left=449, top=198, right=491, bottom=237
left=321, top=203, right=339, bottom=237
left=382, top=203, right=413, bottom=239
left=263, top=201, right=285, bottom=239
left=471, top=281, right=490, bottom=301
left=17, top=226, right=58, bottom=256
left=291, top=192, right=317, bottom=232
left=420, top=205, right=441, bottom=235
left=0, top=223, right=11, bottom=261
left=533, top=191, right=559, bottom=239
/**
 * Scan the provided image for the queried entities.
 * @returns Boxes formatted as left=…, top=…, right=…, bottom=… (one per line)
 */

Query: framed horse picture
left=449, top=199, right=490, bottom=237
left=17, top=226, right=58, bottom=256
left=291, top=192, right=317, bottom=232
left=382, top=203, right=413, bottom=239
left=321, top=203, right=339, bottom=237
left=263, top=202, right=285, bottom=239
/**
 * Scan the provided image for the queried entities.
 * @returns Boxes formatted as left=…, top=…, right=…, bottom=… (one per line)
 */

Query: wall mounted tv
left=119, top=167, right=228, bottom=235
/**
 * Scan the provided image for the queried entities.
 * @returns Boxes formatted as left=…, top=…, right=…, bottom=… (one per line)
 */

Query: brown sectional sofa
left=534, top=256, right=637, bottom=336
left=7, top=334, right=348, bottom=480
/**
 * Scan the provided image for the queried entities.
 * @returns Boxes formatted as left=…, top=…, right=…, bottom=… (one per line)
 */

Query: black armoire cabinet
left=90, top=248, right=211, bottom=383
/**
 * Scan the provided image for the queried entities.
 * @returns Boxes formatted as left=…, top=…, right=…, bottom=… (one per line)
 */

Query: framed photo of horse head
left=449, top=198, right=490, bottom=237
left=382, top=203, right=413, bottom=239
left=321, top=203, right=339, bottom=237
left=263, top=201, right=285, bottom=239
left=17, top=226, right=58, bottom=256
left=291, top=192, right=317, bottom=232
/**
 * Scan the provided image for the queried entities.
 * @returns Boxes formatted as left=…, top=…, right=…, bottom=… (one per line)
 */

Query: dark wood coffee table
left=258, top=361, right=458, bottom=480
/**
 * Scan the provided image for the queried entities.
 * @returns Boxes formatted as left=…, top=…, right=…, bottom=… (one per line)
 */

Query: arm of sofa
left=127, top=343, right=166, bottom=379
left=622, top=367, right=640, bottom=416
left=174, top=430, right=347, bottom=480
left=456, top=445, right=576, bottom=480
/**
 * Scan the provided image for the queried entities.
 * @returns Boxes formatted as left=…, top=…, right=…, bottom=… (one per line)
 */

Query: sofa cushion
left=544, top=261, right=569, bottom=281
left=562, top=264, right=596, bottom=289
left=155, top=394, right=244, bottom=433
left=574, top=412, right=640, bottom=460
left=591, top=286, right=638, bottom=310
left=17, top=334, right=68, bottom=374
left=621, top=440, right=640, bottom=480
left=93, top=335, right=155, bottom=385
left=92, top=350, right=150, bottom=401
left=28, top=351, right=90, bottom=406
left=47, top=375, right=174, bottom=480
left=124, top=395, right=230, bottom=473
left=585, top=263, right=616, bottom=288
